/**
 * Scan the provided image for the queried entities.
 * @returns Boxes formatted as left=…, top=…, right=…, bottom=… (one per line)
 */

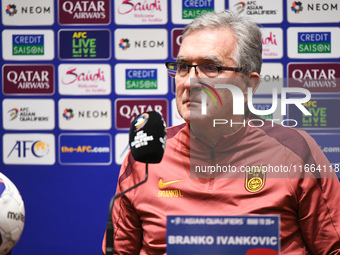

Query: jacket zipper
left=208, top=147, right=215, bottom=190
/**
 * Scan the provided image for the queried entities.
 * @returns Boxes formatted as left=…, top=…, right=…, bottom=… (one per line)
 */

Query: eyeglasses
left=165, top=62, right=241, bottom=78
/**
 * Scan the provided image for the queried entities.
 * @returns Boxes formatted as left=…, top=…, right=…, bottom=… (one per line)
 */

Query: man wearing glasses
left=103, top=11, right=340, bottom=254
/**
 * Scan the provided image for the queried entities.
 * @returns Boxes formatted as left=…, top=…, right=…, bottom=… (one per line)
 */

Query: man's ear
left=247, top=72, right=261, bottom=96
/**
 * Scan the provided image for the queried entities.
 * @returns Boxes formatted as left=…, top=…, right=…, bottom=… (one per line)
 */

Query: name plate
left=167, top=215, right=280, bottom=254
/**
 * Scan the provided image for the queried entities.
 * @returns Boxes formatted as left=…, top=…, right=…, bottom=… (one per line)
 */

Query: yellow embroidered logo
left=158, top=178, right=183, bottom=188
left=158, top=190, right=183, bottom=198
left=245, top=166, right=266, bottom=193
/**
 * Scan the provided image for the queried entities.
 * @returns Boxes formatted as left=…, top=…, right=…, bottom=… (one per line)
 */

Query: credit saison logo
left=59, top=0, right=110, bottom=24
left=298, top=32, right=331, bottom=53
left=182, top=0, right=214, bottom=19
left=125, top=69, right=157, bottom=89
left=12, top=34, right=44, bottom=55
left=59, top=30, right=111, bottom=60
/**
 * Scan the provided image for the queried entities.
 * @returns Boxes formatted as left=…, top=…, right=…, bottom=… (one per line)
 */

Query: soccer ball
left=0, top=173, right=25, bottom=255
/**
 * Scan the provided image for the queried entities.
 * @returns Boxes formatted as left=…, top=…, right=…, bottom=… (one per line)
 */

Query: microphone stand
left=106, top=162, right=149, bottom=255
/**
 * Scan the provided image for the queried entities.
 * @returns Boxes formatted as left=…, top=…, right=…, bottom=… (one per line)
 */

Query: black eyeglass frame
left=165, top=62, right=242, bottom=75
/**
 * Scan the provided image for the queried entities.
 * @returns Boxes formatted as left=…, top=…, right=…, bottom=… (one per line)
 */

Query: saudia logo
left=262, top=32, right=277, bottom=46
left=182, top=0, right=214, bottom=19
left=118, top=0, right=162, bottom=14
left=61, top=68, right=105, bottom=85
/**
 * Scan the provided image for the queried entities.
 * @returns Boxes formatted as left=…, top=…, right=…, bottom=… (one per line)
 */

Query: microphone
left=105, top=111, right=167, bottom=255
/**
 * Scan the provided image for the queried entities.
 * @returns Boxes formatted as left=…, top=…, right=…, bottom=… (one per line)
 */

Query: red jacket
left=103, top=120, right=340, bottom=254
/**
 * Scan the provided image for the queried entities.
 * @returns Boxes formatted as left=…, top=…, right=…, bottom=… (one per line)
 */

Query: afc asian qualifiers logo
left=245, top=167, right=266, bottom=193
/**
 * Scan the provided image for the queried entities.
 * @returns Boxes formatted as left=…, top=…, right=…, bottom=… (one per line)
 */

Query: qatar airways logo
left=58, top=64, right=111, bottom=95
left=59, top=0, right=110, bottom=24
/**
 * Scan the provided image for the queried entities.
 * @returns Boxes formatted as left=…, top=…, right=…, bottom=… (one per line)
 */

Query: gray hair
left=182, top=10, right=262, bottom=75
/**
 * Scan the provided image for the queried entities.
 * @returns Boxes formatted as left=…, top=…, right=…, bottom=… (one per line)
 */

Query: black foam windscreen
left=129, top=111, right=167, bottom=163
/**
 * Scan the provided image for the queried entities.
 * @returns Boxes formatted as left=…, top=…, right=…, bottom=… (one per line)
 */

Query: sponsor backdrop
left=0, top=0, right=339, bottom=254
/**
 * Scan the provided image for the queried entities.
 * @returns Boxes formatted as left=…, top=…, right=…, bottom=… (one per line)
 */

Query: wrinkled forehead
left=178, top=27, right=238, bottom=65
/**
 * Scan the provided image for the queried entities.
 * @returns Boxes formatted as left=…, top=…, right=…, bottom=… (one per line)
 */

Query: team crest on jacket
left=245, top=166, right=266, bottom=193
